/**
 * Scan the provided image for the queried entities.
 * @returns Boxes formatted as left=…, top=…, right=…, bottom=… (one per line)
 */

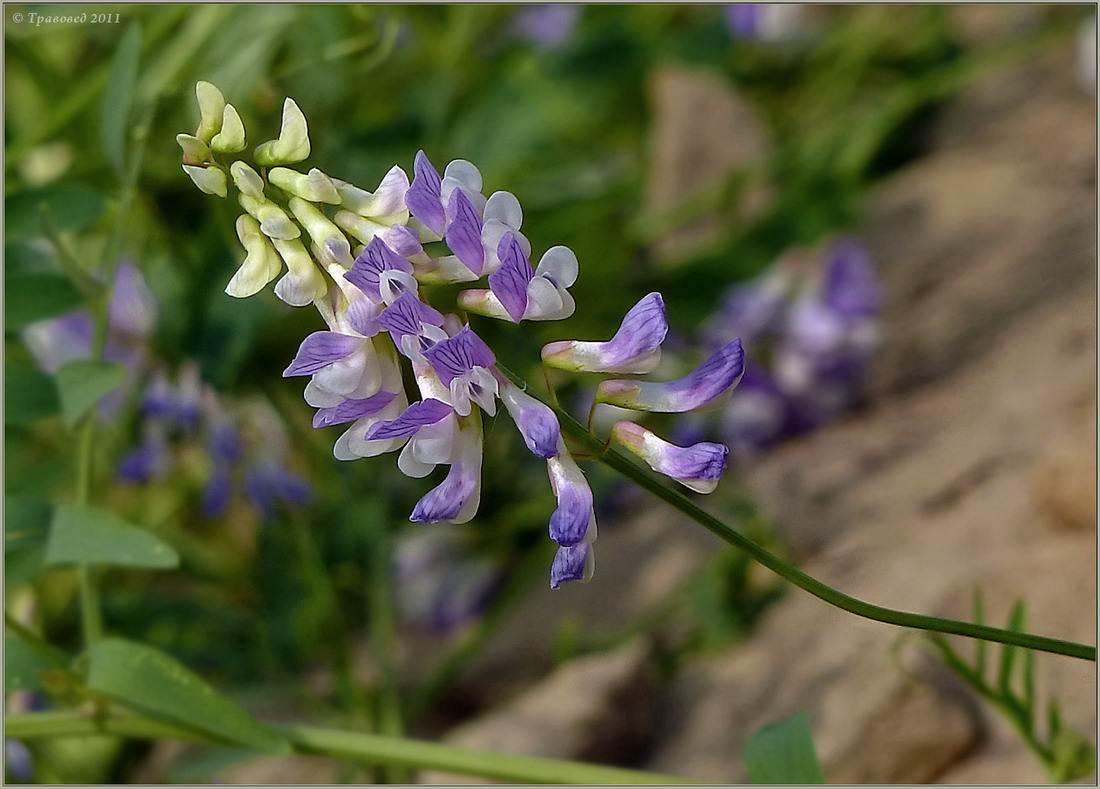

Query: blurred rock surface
left=418, top=639, right=657, bottom=784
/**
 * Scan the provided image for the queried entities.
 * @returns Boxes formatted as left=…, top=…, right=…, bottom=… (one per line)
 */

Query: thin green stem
left=496, top=364, right=1096, bottom=662
left=365, top=513, right=409, bottom=784
left=5, top=711, right=703, bottom=785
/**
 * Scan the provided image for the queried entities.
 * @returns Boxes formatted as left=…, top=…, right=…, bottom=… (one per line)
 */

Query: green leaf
left=998, top=600, right=1026, bottom=696
left=86, top=638, right=290, bottom=755
left=44, top=504, right=179, bottom=569
left=5, top=185, right=107, bottom=240
left=5, top=365, right=61, bottom=424
left=4, top=270, right=84, bottom=331
left=5, top=632, right=49, bottom=693
left=55, top=360, right=128, bottom=428
left=101, top=24, right=142, bottom=173
left=5, top=497, right=52, bottom=554
left=744, top=710, right=825, bottom=784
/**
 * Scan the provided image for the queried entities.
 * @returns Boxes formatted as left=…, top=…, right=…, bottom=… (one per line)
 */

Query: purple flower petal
left=344, top=237, right=414, bottom=301
left=612, top=421, right=728, bottom=493
left=409, top=461, right=479, bottom=523
left=202, top=463, right=234, bottom=518
left=423, top=326, right=496, bottom=386
left=375, top=292, right=445, bottom=340
left=550, top=543, right=589, bottom=589
left=547, top=451, right=594, bottom=546
left=542, top=292, right=667, bottom=372
left=487, top=232, right=533, bottom=322
left=445, top=188, right=485, bottom=276
left=500, top=380, right=560, bottom=459
left=312, top=390, right=398, bottom=428
left=283, top=332, right=364, bottom=377
left=725, top=3, right=760, bottom=37
left=405, top=150, right=445, bottom=236
left=365, top=398, right=454, bottom=440
left=597, top=338, right=745, bottom=412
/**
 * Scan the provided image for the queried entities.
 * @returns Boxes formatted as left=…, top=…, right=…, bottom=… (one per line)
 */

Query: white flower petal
left=484, top=191, right=523, bottom=229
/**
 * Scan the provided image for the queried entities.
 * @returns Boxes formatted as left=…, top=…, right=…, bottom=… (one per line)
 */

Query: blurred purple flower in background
left=512, top=4, right=582, bottom=51
left=724, top=3, right=804, bottom=43
left=703, top=238, right=882, bottom=456
left=393, top=528, right=501, bottom=633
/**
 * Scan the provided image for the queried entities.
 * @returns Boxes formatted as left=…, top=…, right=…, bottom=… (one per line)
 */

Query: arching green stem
left=497, top=363, right=1095, bottom=662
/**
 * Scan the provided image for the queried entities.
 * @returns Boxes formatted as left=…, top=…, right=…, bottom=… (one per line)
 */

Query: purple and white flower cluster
left=180, top=83, right=748, bottom=588
left=698, top=239, right=881, bottom=455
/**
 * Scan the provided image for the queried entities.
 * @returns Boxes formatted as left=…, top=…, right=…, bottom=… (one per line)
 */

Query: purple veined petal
left=283, top=331, right=363, bottom=377
left=344, top=237, right=414, bottom=301
left=311, top=345, right=369, bottom=396
left=405, top=150, right=445, bottom=236
left=549, top=542, right=591, bottom=589
left=365, top=398, right=454, bottom=440
left=481, top=221, right=531, bottom=275
left=346, top=294, right=382, bottom=337
left=596, top=338, right=745, bottom=413
left=379, top=224, right=424, bottom=258
left=283, top=330, right=365, bottom=376
left=611, top=421, right=729, bottom=494
left=409, top=417, right=483, bottom=524
left=422, top=325, right=496, bottom=387
left=822, top=239, right=880, bottom=319
left=312, top=390, right=397, bottom=428
left=498, top=379, right=560, bottom=459
left=445, top=188, right=486, bottom=276
left=487, top=232, right=534, bottom=322
left=333, top=392, right=409, bottom=460
left=533, top=245, right=578, bottom=289
left=375, top=292, right=445, bottom=340
left=542, top=292, right=667, bottom=374
left=547, top=445, right=594, bottom=546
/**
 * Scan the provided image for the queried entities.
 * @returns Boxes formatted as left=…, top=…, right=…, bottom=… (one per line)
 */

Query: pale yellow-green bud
left=229, top=161, right=266, bottom=200
left=239, top=193, right=300, bottom=240
left=269, top=167, right=340, bottom=205
left=194, top=81, right=226, bottom=144
left=226, top=215, right=282, bottom=298
left=182, top=164, right=227, bottom=198
left=334, top=210, right=389, bottom=246
left=271, top=237, right=327, bottom=307
left=210, top=104, right=246, bottom=153
left=287, top=197, right=352, bottom=265
left=254, top=98, right=310, bottom=166
left=176, top=134, right=212, bottom=166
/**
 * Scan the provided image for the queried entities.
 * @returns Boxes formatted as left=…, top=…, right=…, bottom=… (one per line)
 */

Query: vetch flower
left=541, top=292, right=667, bottom=373
left=460, top=232, right=577, bottom=322
left=179, top=83, right=749, bottom=589
left=597, top=338, right=745, bottom=412
left=611, top=421, right=729, bottom=494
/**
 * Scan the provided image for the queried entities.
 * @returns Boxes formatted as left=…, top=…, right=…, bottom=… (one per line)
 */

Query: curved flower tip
left=596, top=338, right=745, bottom=413
left=254, top=97, right=310, bottom=166
left=423, top=326, right=498, bottom=416
left=499, top=378, right=560, bottom=459
left=550, top=543, right=593, bottom=589
left=542, top=292, right=667, bottom=374
left=409, top=416, right=483, bottom=523
left=283, top=331, right=364, bottom=377
left=611, top=421, right=728, bottom=494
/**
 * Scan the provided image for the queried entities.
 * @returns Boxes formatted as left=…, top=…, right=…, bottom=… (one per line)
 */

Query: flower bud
left=210, top=104, right=246, bottom=153
left=176, top=133, right=211, bottom=166
left=226, top=215, right=283, bottom=298
left=230, top=161, right=265, bottom=200
left=239, top=193, right=300, bottom=240
left=288, top=196, right=352, bottom=265
left=271, top=237, right=328, bottom=307
left=194, top=81, right=226, bottom=144
left=269, top=167, right=340, bottom=205
left=182, top=164, right=227, bottom=197
left=254, top=98, right=310, bottom=166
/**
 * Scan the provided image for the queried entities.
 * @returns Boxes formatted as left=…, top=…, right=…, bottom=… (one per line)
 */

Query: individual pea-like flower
left=610, top=421, right=729, bottom=494
left=596, top=338, right=745, bottom=412
left=179, top=83, right=748, bottom=588
left=541, top=292, right=668, bottom=374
